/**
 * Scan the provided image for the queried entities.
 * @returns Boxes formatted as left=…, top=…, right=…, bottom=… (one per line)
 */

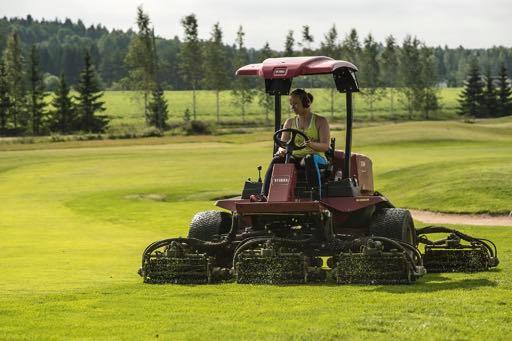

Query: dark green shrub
left=184, top=120, right=212, bottom=135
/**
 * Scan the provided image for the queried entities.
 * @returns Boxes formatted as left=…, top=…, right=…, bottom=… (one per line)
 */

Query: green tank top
left=291, top=113, right=324, bottom=158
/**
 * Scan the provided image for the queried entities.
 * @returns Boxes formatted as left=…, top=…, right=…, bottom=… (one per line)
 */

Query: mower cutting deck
left=138, top=56, right=499, bottom=285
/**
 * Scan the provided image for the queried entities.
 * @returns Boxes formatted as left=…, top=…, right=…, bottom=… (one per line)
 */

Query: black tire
left=188, top=211, right=232, bottom=241
left=369, top=208, right=415, bottom=244
left=343, top=206, right=376, bottom=228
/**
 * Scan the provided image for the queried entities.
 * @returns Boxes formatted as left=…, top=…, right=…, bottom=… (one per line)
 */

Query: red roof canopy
left=236, top=56, right=357, bottom=79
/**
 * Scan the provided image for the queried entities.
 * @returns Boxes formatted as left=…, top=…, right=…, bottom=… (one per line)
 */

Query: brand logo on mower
left=273, top=176, right=290, bottom=184
left=273, top=68, right=287, bottom=76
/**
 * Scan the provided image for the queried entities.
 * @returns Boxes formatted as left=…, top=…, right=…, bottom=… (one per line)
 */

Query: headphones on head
left=292, top=89, right=311, bottom=108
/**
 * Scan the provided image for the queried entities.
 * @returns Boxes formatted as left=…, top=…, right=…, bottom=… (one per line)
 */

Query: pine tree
left=27, top=45, right=46, bottom=135
left=179, top=14, right=202, bottom=119
left=398, top=36, right=422, bottom=119
left=231, top=26, right=254, bottom=122
left=341, top=29, right=362, bottom=118
left=75, top=51, right=108, bottom=132
left=147, top=84, right=168, bottom=129
left=183, top=108, right=191, bottom=124
left=258, top=42, right=274, bottom=124
left=359, top=33, right=382, bottom=120
left=320, top=25, right=339, bottom=117
left=50, top=73, right=76, bottom=134
left=0, top=61, right=9, bottom=133
left=203, top=23, right=229, bottom=123
left=300, top=25, right=314, bottom=55
left=284, top=30, right=295, bottom=56
left=418, top=46, right=441, bottom=119
left=379, top=35, right=399, bottom=115
left=320, top=25, right=339, bottom=57
left=124, top=6, right=157, bottom=121
left=3, top=31, right=26, bottom=130
left=457, top=59, right=484, bottom=117
left=341, top=29, right=361, bottom=66
left=482, top=67, right=498, bottom=117
left=497, top=63, right=512, bottom=116
left=145, top=27, right=168, bottom=129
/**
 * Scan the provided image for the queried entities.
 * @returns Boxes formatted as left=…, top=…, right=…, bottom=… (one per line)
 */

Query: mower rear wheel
left=369, top=208, right=415, bottom=244
left=188, top=211, right=232, bottom=241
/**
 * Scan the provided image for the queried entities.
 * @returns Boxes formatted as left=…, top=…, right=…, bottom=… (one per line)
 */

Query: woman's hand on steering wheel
left=275, top=147, right=286, bottom=157
left=273, top=128, right=309, bottom=152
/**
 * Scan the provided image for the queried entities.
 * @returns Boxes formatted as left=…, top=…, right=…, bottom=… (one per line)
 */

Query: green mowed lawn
left=1, top=120, right=511, bottom=339
left=93, top=87, right=463, bottom=130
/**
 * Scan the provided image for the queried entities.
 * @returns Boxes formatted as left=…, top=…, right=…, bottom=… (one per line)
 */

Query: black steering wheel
left=273, top=128, right=309, bottom=162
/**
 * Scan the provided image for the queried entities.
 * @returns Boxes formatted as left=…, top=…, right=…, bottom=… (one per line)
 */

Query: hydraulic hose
left=232, top=236, right=314, bottom=272
left=416, top=225, right=497, bottom=258
left=142, top=213, right=241, bottom=265
left=359, top=236, right=422, bottom=273
left=141, top=236, right=231, bottom=269
left=393, top=240, right=424, bottom=266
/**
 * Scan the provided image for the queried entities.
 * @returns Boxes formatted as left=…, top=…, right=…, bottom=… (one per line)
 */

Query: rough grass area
left=0, top=119, right=511, bottom=339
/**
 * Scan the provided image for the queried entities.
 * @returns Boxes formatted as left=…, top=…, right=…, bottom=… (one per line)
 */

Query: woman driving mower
left=256, top=88, right=331, bottom=201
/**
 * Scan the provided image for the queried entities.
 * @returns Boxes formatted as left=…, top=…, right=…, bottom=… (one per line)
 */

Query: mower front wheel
left=188, top=210, right=232, bottom=241
left=369, top=208, right=416, bottom=245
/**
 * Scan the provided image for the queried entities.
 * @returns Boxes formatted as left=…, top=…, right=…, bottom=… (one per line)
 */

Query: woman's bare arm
left=276, top=118, right=294, bottom=155
left=306, top=116, right=330, bottom=152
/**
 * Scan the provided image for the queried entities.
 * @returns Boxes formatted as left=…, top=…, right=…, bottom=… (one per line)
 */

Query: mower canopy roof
left=236, top=56, right=359, bottom=95
left=236, top=56, right=357, bottom=79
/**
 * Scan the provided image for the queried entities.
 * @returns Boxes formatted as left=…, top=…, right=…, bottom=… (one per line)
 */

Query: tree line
left=0, top=29, right=108, bottom=135
left=0, top=10, right=511, bottom=136
left=105, top=9, right=512, bottom=122
left=458, top=59, right=512, bottom=117
left=1, top=14, right=511, bottom=90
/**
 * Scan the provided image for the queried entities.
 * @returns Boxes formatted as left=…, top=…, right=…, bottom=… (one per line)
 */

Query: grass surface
left=1, top=119, right=511, bottom=339
left=79, top=87, right=463, bottom=130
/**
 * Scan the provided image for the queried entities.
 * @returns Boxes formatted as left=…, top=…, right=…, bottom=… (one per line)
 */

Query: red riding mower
left=139, top=56, right=498, bottom=285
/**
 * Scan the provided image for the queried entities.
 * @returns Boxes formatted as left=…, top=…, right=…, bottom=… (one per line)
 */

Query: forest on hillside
left=1, top=15, right=511, bottom=90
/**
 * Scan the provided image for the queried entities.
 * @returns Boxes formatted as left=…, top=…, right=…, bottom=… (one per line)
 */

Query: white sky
left=2, top=0, right=511, bottom=49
